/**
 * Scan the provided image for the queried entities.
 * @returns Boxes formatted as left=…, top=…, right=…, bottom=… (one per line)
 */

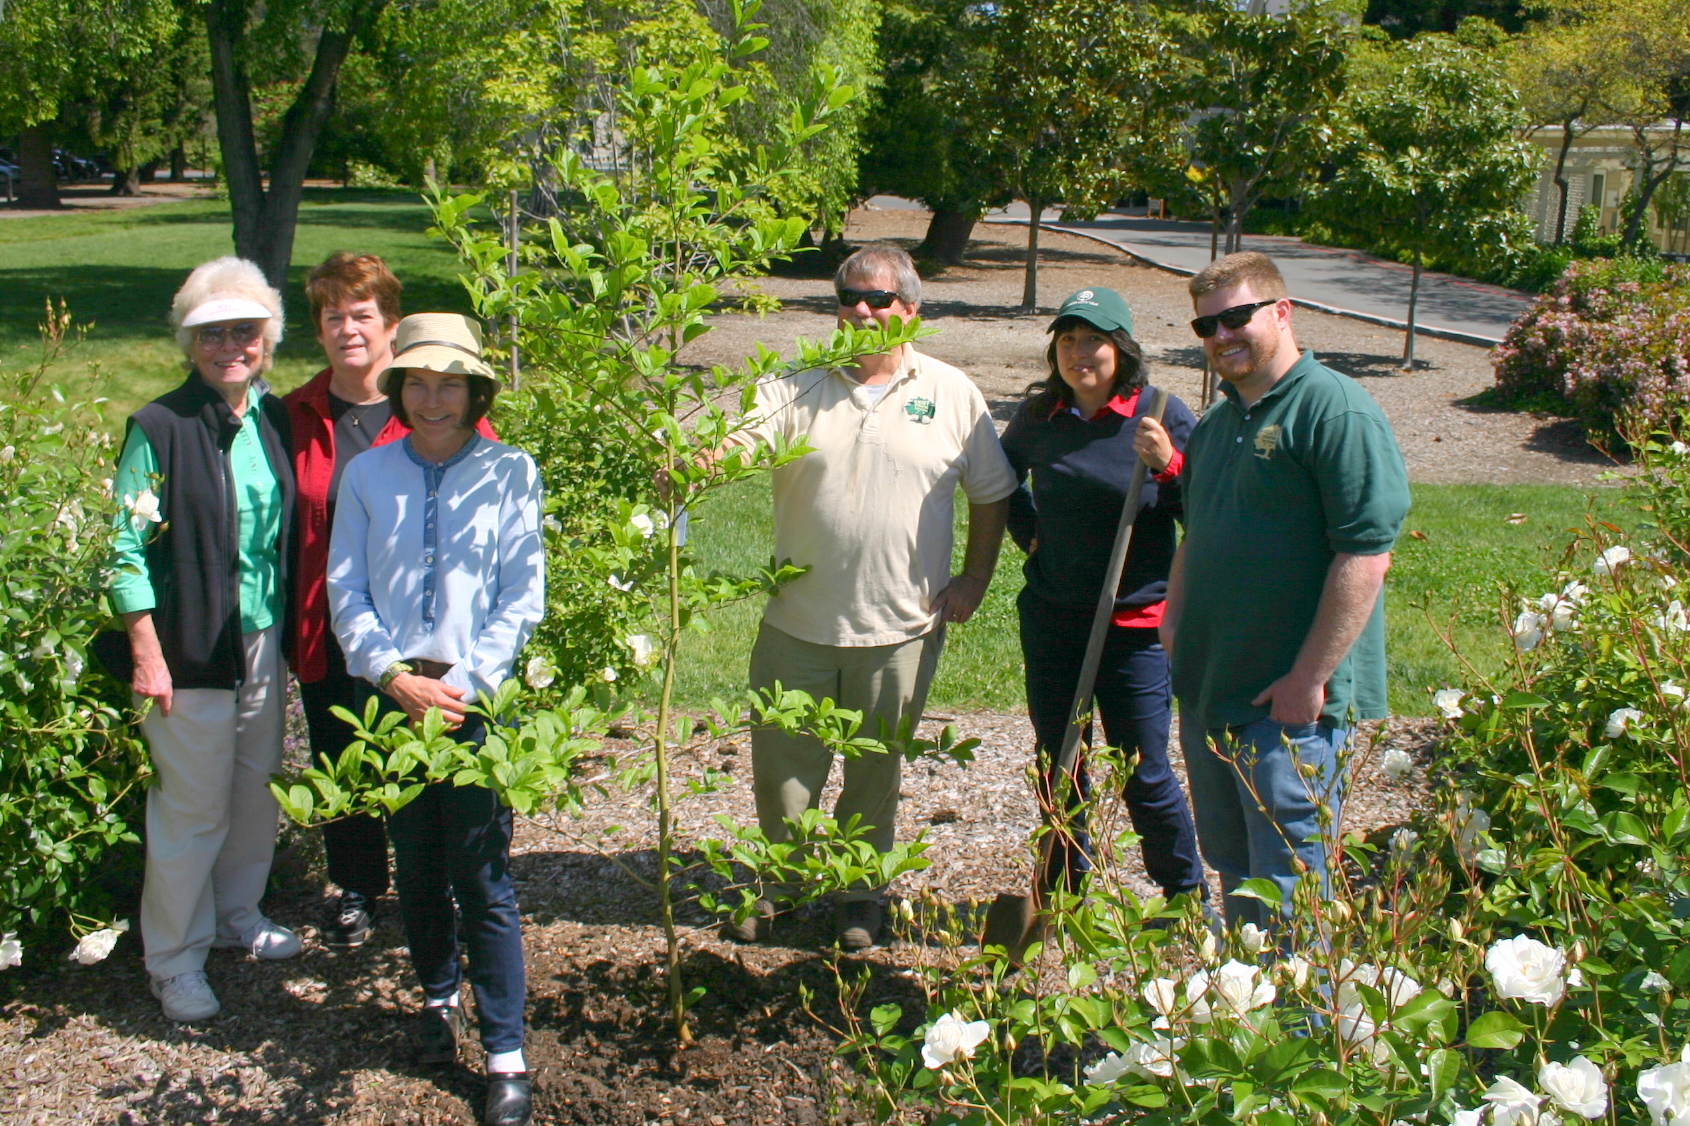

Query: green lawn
left=672, top=480, right=1630, bottom=717
left=0, top=190, right=471, bottom=419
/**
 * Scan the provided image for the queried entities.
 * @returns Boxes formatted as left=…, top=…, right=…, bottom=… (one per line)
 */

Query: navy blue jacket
left=1000, top=387, right=1196, bottom=614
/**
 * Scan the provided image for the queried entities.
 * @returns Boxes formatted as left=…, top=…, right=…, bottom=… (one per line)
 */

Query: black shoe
left=835, top=899, right=883, bottom=951
left=484, top=1072, right=532, bottom=1126
left=723, top=898, right=776, bottom=943
left=323, top=891, right=375, bottom=948
left=416, top=1004, right=461, bottom=1065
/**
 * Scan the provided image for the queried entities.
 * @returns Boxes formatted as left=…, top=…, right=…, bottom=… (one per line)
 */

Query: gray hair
left=169, top=256, right=285, bottom=369
left=835, top=243, right=921, bottom=308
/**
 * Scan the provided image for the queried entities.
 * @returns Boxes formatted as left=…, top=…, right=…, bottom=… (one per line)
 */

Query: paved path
left=863, top=196, right=1535, bottom=345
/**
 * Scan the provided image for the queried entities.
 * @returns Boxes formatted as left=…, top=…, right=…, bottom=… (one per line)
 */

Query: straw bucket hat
left=378, top=313, right=499, bottom=398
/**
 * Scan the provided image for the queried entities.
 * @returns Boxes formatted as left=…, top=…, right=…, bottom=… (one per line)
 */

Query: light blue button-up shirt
left=328, top=434, right=545, bottom=702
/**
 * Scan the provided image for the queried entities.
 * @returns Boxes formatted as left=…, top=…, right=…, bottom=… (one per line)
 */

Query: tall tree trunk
left=1552, top=118, right=1577, bottom=245
left=1402, top=245, right=1422, bottom=370
left=206, top=0, right=385, bottom=287
left=110, top=167, right=143, bottom=196
left=1020, top=199, right=1043, bottom=311
left=14, top=126, right=61, bottom=209
left=1620, top=119, right=1683, bottom=252
left=920, top=208, right=976, bottom=264
left=1209, top=209, right=1221, bottom=261
left=169, top=146, right=188, bottom=183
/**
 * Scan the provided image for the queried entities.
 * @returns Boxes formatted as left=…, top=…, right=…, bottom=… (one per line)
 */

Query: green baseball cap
left=1048, top=287, right=1134, bottom=335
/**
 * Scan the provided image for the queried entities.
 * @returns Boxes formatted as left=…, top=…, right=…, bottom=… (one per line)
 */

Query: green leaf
left=1464, top=1010, right=1527, bottom=1049
left=1232, top=878, right=1283, bottom=906
left=1502, top=692, right=1551, bottom=709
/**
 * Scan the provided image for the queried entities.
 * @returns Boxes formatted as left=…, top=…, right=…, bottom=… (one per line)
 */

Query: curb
left=993, top=219, right=1508, bottom=350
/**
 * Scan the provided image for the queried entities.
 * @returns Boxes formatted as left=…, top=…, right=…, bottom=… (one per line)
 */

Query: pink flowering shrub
left=1492, top=259, right=1690, bottom=442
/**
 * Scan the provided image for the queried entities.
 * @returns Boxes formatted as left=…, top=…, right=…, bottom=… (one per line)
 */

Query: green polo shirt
left=1172, top=351, right=1410, bottom=729
left=110, top=382, right=284, bottom=633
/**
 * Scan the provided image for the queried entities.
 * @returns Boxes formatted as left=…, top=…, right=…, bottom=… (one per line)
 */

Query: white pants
left=139, top=625, right=285, bottom=980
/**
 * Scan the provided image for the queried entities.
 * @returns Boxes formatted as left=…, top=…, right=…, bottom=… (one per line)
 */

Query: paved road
left=863, top=196, right=1534, bottom=345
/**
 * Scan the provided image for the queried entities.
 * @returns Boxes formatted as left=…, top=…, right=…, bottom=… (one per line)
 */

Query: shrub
left=1491, top=258, right=1690, bottom=443
left=0, top=312, right=150, bottom=966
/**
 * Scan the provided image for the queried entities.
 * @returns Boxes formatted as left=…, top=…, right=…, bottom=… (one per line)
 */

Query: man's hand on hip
left=1252, top=671, right=1326, bottom=727
left=931, top=573, right=989, bottom=624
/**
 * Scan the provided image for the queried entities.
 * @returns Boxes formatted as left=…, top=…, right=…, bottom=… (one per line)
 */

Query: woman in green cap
left=999, top=286, right=1207, bottom=907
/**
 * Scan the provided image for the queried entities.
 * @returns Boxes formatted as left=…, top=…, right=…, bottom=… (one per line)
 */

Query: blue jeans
left=1180, top=711, right=1347, bottom=930
left=1020, top=590, right=1205, bottom=897
left=366, top=690, right=526, bottom=1053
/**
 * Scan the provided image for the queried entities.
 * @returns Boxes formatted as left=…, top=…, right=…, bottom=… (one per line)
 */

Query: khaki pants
left=747, top=621, right=944, bottom=902
left=139, top=625, right=285, bottom=980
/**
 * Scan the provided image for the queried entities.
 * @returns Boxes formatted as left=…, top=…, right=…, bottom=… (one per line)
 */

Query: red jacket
left=283, top=367, right=498, bottom=683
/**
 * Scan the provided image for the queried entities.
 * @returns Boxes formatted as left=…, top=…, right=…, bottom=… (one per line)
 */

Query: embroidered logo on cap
left=1075, top=290, right=1095, bottom=303
left=904, top=396, right=936, bottom=424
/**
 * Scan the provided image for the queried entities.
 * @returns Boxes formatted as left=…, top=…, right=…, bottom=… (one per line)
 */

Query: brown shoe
left=723, top=898, right=777, bottom=943
left=835, top=899, right=883, bottom=951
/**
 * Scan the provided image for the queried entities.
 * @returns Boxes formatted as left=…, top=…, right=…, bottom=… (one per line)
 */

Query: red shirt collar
left=1050, top=388, right=1140, bottom=422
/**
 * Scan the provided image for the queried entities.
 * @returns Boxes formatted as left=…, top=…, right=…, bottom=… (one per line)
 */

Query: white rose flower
left=1512, top=609, right=1545, bottom=651
left=123, top=488, right=162, bottom=531
left=1486, top=934, right=1568, bottom=1006
left=1594, top=545, right=1632, bottom=575
left=1142, top=976, right=1179, bottom=1017
left=1084, top=1051, right=1131, bottom=1085
left=1539, top=1057, right=1608, bottom=1120
left=1550, top=600, right=1577, bottom=632
left=0, top=445, right=13, bottom=462
left=607, top=574, right=635, bottom=592
left=1121, top=1036, right=1186, bottom=1080
left=1663, top=683, right=1687, bottom=707
left=542, top=515, right=562, bottom=535
left=1561, top=580, right=1588, bottom=604
left=1637, top=1045, right=1690, bottom=1126
left=624, top=633, right=657, bottom=668
left=1336, top=960, right=1423, bottom=1011
left=1673, top=441, right=1690, bottom=455
left=1455, top=799, right=1491, bottom=865
left=30, top=639, right=54, bottom=661
left=524, top=655, right=556, bottom=690
left=68, top=926, right=123, bottom=965
left=600, top=667, right=618, bottom=683
left=1642, top=971, right=1672, bottom=993
left=1238, top=923, right=1267, bottom=956
left=1283, top=955, right=1311, bottom=990
left=63, top=651, right=84, bottom=683
left=1208, top=959, right=1276, bottom=1016
left=1451, top=1108, right=1484, bottom=1126
left=1382, top=747, right=1413, bottom=781
left=1604, top=707, right=1644, bottom=740
left=629, top=512, right=656, bottom=539
left=1390, top=827, right=1420, bottom=860
left=921, top=1011, right=991, bottom=1069
left=1184, top=970, right=1214, bottom=1024
left=1197, top=929, right=1218, bottom=964
left=1567, top=966, right=1585, bottom=988
left=1658, top=602, right=1690, bottom=632
left=0, top=933, right=20, bottom=969
left=1484, top=1075, right=1543, bottom=1126
left=1433, top=688, right=1465, bottom=719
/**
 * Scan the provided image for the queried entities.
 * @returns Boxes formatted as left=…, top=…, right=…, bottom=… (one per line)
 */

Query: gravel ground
left=0, top=205, right=1528, bottom=1124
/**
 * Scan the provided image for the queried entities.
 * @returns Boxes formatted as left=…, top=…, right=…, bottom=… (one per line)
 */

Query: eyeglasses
left=195, top=322, right=263, bottom=348
left=837, top=288, right=900, bottom=310
left=1190, top=300, right=1278, bottom=339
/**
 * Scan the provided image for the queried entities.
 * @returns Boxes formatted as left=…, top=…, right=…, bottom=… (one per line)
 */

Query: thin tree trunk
left=1225, top=204, right=1243, bottom=255
left=919, top=208, right=976, bottom=265
left=109, top=168, right=143, bottom=196
left=169, top=146, right=188, bottom=183
left=1209, top=211, right=1220, bottom=261
left=206, top=0, right=385, bottom=286
left=1621, top=119, right=1683, bottom=252
left=1020, top=199, right=1042, bottom=310
left=15, top=126, right=61, bottom=209
left=1402, top=245, right=1421, bottom=370
left=1552, top=118, right=1577, bottom=245
left=654, top=496, right=693, bottom=1045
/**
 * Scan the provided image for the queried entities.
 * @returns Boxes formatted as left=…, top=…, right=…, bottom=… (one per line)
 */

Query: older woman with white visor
left=108, top=256, right=300, bottom=1025
left=329, top=313, right=543, bottom=1126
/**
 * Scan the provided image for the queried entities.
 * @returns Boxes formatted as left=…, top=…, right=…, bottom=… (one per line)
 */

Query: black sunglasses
left=195, top=322, right=264, bottom=347
left=1190, top=300, right=1278, bottom=339
left=837, top=288, right=900, bottom=310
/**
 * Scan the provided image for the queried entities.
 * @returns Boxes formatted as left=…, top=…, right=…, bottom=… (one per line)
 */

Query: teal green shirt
left=110, top=382, right=284, bottom=633
left=1171, top=352, right=1411, bottom=729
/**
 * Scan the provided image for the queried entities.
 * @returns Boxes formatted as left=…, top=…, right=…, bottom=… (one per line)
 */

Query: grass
left=0, top=189, right=472, bottom=419
left=671, top=479, right=1632, bottom=718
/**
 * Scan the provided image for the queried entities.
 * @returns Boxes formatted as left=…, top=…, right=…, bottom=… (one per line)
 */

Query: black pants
left=362, top=688, right=526, bottom=1053
left=1018, top=586, right=1205, bottom=897
left=298, top=642, right=390, bottom=900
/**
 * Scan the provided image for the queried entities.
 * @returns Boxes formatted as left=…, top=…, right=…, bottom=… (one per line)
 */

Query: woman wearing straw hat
left=328, top=312, right=543, bottom=1126
left=999, top=286, right=1207, bottom=908
left=109, top=256, right=301, bottom=1024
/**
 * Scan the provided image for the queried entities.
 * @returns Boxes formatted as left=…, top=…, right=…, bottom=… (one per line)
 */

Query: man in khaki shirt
left=731, top=243, right=1016, bottom=949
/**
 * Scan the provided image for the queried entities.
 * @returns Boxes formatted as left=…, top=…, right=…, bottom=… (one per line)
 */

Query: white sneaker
left=150, top=971, right=221, bottom=1022
left=213, top=917, right=302, bottom=960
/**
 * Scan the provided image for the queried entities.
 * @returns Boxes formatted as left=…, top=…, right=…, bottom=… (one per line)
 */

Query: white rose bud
left=68, top=926, right=123, bottom=966
left=0, top=933, right=21, bottom=969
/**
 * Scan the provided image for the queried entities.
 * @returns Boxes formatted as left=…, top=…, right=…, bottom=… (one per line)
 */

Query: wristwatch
left=378, top=661, right=413, bottom=691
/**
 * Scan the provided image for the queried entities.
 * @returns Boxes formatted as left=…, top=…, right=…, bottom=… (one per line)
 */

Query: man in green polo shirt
left=1155, top=251, right=1410, bottom=931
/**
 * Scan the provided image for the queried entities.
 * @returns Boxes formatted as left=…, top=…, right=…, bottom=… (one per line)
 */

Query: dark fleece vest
left=128, top=376, right=294, bottom=689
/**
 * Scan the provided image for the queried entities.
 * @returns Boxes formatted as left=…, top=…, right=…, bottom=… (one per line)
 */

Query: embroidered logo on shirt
left=904, top=396, right=936, bottom=424
left=1253, top=424, right=1283, bottom=459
